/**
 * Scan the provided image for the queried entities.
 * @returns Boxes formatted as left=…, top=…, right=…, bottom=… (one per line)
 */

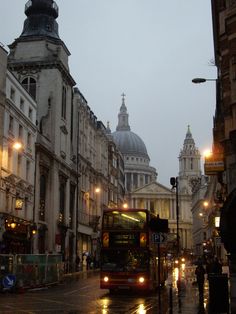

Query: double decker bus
left=100, top=208, right=167, bottom=292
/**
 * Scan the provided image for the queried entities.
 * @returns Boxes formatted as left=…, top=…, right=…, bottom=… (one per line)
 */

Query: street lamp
left=12, top=141, right=23, bottom=150
left=123, top=202, right=128, bottom=209
left=192, top=77, right=217, bottom=84
left=95, top=186, right=101, bottom=217
left=95, top=187, right=101, bottom=194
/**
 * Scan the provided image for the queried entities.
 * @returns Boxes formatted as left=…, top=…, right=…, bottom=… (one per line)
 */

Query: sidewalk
left=167, top=275, right=209, bottom=313
left=167, top=265, right=229, bottom=314
left=62, top=266, right=100, bottom=283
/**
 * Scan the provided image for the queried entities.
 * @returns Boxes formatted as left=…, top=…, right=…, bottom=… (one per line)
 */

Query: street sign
left=204, top=153, right=224, bottom=175
left=149, top=217, right=168, bottom=233
left=2, top=274, right=16, bottom=289
left=152, top=232, right=167, bottom=244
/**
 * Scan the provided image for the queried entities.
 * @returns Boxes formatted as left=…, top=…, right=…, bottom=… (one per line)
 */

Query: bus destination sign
left=110, top=233, right=140, bottom=246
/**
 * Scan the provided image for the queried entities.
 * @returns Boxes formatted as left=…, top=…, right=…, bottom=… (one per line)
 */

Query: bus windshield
left=103, top=210, right=147, bottom=230
left=101, top=249, right=149, bottom=272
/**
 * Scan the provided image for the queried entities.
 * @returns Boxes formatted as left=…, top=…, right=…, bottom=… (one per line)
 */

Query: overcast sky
left=0, top=0, right=216, bottom=187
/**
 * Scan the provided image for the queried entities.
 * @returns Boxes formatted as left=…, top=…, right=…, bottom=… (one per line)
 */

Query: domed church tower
left=20, top=0, right=60, bottom=40
left=112, top=94, right=157, bottom=192
left=175, top=126, right=202, bottom=250
left=7, top=0, right=77, bottom=258
left=178, top=125, right=202, bottom=194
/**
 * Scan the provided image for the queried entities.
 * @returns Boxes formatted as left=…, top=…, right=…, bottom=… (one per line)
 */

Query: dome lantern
left=20, top=0, right=60, bottom=39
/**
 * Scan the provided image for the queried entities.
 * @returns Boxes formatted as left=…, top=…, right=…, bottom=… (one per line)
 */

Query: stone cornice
left=8, top=59, right=76, bottom=87
left=8, top=36, right=71, bottom=56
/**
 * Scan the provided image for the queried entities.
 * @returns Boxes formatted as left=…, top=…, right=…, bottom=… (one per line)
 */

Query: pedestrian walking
left=86, top=254, right=92, bottom=270
left=195, top=262, right=206, bottom=299
left=75, top=255, right=81, bottom=271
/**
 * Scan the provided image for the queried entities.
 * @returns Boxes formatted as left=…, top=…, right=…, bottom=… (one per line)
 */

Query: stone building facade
left=73, top=88, right=124, bottom=261
left=2, top=0, right=124, bottom=268
left=0, top=45, right=37, bottom=254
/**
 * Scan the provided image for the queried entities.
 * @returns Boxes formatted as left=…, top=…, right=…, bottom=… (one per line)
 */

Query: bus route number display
left=110, top=233, right=139, bottom=246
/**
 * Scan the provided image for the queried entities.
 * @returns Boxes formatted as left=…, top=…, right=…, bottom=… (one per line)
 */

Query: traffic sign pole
left=158, top=242, right=161, bottom=313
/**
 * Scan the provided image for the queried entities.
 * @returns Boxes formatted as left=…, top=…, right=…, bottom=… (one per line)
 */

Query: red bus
left=100, top=208, right=167, bottom=292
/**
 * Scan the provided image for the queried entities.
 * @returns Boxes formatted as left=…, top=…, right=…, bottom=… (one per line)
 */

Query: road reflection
left=99, top=289, right=168, bottom=314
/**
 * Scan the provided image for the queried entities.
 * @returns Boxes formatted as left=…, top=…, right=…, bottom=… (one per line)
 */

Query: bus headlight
left=138, top=277, right=145, bottom=283
left=103, top=276, right=109, bottom=282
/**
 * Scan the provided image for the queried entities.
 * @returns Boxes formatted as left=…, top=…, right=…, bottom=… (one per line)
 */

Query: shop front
left=0, top=214, right=33, bottom=254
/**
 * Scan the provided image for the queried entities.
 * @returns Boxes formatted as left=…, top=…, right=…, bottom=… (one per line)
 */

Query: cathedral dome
left=111, top=94, right=149, bottom=159
left=112, top=130, right=148, bottom=158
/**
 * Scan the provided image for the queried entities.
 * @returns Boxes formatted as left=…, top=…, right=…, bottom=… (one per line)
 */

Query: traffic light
left=170, top=177, right=177, bottom=188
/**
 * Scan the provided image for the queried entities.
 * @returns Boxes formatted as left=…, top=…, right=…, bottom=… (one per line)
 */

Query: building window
left=8, top=147, right=12, bottom=170
left=28, top=107, right=32, bottom=120
left=20, top=98, right=24, bottom=111
left=61, top=86, right=67, bottom=119
left=26, top=160, right=30, bottom=181
left=6, top=192, right=10, bottom=211
left=133, top=173, right=138, bottom=189
left=190, top=158, right=193, bottom=170
left=27, top=132, right=32, bottom=149
left=69, top=184, right=75, bottom=229
left=22, top=77, right=36, bottom=99
left=17, top=154, right=22, bottom=176
left=126, top=173, right=131, bottom=191
left=140, top=175, right=144, bottom=187
left=112, top=156, right=117, bottom=168
left=9, top=116, right=13, bottom=133
left=10, top=87, right=15, bottom=102
left=19, top=124, right=23, bottom=140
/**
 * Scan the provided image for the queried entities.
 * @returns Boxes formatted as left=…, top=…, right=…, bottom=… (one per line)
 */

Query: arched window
left=22, top=77, right=36, bottom=99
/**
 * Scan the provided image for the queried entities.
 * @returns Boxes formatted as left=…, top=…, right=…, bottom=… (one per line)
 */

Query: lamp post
left=192, top=77, right=217, bottom=84
left=170, top=177, right=180, bottom=257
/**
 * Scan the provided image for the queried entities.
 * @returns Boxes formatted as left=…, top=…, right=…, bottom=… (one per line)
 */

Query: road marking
left=63, top=284, right=92, bottom=296
left=64, top=289, right=78, bottom=296
left=79, top=284, right=91, bottom=290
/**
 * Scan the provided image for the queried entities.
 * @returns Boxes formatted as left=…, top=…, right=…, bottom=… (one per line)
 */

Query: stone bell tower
left=177, top=126, right=202, bottom=250
left=178, top=125, right=202, bottom=195
left=7, top=0, right=77, bottom=258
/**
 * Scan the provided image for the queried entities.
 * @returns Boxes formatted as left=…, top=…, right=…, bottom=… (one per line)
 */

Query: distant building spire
left=20, top=0, right=60, bottom=39
left=186, top=125, right=192, bottom=139
left=106, top=121, right=111, bottom=134
left=178, top=125, right=201, bottom=193
left=183, top=125, right=195, bottom=151
left=116, top=93, right=131, bottom=131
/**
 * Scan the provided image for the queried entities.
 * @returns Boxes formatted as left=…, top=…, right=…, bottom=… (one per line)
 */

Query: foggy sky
left=0, top=0, right=216, bottom=186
